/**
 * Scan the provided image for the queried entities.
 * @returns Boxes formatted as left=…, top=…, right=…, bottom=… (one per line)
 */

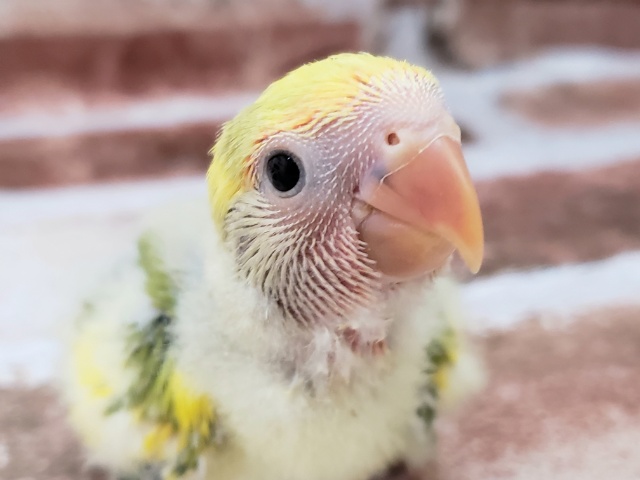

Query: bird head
left=207, top=53, right=483, bottom=325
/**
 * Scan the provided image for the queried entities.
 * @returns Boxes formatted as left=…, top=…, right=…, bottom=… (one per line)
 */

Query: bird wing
left=66, top=199, right=222, bottom=479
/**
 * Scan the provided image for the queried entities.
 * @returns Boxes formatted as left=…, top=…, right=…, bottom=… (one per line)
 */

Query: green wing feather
left=107, top=234, right=219, bottom=479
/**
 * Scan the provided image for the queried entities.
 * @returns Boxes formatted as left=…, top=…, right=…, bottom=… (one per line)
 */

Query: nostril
left=386, top=132, right=400, bottom=146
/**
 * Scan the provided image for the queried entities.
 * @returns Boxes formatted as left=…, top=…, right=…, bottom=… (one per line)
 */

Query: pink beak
left=354, top=132, right=484, bottom=280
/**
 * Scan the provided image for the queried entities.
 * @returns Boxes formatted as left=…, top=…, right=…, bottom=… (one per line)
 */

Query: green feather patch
left=416, top=328, right=457, bottom=430
left=138, top=234, right=177, bottom=315
left=105, top=237, right=219, bottom=478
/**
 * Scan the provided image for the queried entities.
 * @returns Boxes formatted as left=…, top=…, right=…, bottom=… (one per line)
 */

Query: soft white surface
left=0, top=94, right=258, bottom=140
left=0, top=176, right=204, bottom=227
left=463, top=251, right=640, bottom=333
left=301, top=0, right=382, bottom=21
left=0, top=339, right=61, bottom=386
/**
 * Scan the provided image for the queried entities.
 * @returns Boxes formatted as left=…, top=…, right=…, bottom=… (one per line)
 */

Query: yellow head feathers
left=206, top=52, right=439, bottom=230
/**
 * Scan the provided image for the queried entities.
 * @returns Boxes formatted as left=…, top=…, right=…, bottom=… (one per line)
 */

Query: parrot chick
left=61, top=52, right=485, bottom=480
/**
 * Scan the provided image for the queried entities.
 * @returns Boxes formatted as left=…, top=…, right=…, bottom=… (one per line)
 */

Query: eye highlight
left=265, top=150, right=305, bottom=196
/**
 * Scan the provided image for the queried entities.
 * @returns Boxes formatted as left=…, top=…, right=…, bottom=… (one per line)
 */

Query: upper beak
left=354, top=131, right=484, bottom=280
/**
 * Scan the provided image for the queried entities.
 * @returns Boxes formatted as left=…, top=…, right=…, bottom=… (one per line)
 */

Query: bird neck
left=192, top=231, right=434, bottom=389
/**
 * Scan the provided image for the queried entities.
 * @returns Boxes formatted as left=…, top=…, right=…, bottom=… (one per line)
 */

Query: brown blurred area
left=423, top=0, right=640, bottom=67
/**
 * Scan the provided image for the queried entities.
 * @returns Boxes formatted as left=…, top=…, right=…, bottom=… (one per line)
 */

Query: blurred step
left=0, top=1, right=363, bottom=188
left=0, top=16, right=360, bottom=107
left=475, top=158, right=640, bottom=276
left=0, top=94, right=257, bottom=187
left=0, top=0, right=363, bottom=106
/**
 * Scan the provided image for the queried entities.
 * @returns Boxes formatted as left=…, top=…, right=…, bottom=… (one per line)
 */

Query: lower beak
left=354, top=135, right=484, bottom=280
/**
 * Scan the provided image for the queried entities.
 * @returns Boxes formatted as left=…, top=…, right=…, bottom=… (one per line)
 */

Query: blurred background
left=1, top=0, right=640, bottom=478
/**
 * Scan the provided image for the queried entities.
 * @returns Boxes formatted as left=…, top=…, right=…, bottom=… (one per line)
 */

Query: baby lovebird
left=62, top=53, right=485, bottom=480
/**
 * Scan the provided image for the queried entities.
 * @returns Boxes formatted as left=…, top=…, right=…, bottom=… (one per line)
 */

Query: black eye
left=265, top=151, right=304, bottom=195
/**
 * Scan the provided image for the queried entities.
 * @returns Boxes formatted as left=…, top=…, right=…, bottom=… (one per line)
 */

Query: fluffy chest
left=176, top=297, right=435, bottom=480
left=206, top=338, right=427, bottom=480
left=172, top=262, right=442, bottom=480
